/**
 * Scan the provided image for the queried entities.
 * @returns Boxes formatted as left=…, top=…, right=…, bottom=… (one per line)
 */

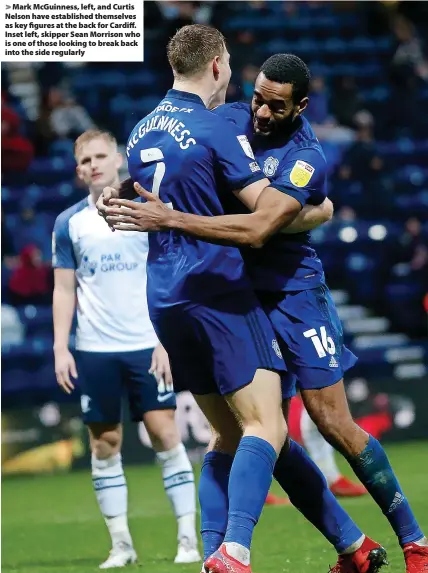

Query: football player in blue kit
left=101, top=24, right=295, bottom=573
left=100, top=26, right=396, bottom=573
left=110, top=51, right=427, bottom=573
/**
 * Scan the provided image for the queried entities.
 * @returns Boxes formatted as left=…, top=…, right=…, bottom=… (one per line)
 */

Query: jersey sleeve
left=211, top=118, right=265, bottom=191
left=270, top=147, right=327, bottom=207
left=52, top=214, right=76, bottom=269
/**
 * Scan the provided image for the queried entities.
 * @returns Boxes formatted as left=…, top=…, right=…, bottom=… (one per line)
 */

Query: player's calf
left=302, top=382, right=368, bottom=457
left=199, top=402, right=242, bottom=561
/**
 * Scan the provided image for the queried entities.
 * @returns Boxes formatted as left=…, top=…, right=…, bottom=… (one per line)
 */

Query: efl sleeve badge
left=289, top=160, right=315, bottom=187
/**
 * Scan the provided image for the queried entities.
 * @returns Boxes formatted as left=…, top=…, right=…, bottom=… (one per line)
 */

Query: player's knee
left=89, top=425, right=122, bottom=459
left=91, top=437, right=121, bottom=459
left=144, top=409, right=181, bottom=452
left=91, top=432, right=121, bottom=460
left=248, top=395, right=287, bottom=453
left=244, top=410, right=287, bottom=455
left=209, top=426, right=242, bottom=456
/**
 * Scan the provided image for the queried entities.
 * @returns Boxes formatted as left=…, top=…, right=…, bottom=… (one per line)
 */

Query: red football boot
left=330, top=476, right=368, bottom=497
left=403, top=541, right=428, bottom=573
left=203, top=544, right=252, bottom=573
left=329, top=536, right=388, bottom=573
left=265, top=492, right=291, bottom=505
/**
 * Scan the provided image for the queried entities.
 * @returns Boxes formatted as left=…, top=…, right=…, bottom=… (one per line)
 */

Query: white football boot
left=174, top=536, right=201, bottom=564
left=99, top=542, right=137, bottom=569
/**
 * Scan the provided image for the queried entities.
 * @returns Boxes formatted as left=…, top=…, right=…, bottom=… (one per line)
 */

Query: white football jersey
left=52, top=195, right=158, bottom=352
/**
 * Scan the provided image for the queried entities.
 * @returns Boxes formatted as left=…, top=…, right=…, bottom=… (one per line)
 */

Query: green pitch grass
left=2, top=441, right=427, bottom=573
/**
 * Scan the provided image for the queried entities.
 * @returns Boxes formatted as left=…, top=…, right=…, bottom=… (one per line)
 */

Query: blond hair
left=167, top=24, right=226, bottom=78
left=74, top=129, right=117, bottom=158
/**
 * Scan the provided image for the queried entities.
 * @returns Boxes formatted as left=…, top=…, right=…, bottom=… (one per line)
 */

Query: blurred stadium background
left=1, top=2, right=428, bottom=572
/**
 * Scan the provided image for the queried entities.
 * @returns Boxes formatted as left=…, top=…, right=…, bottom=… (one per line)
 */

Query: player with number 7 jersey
left=124, top=25, right=302, bottom=573
left=125, top=88, right=291, bottom=397
left=126, top=90, right=263, bottom=312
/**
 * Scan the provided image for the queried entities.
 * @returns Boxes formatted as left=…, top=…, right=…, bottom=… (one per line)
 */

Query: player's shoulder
left=211, top=101, right=252, bottom=130
left=212, top=101, right=251, bottom=119
left=292, top=117, right=325, bottom=154
left=189, top=105, right=248, bottom=150
left=54, top=197, right=89, bottom=233
left=288, top=118, right=327, bottom=170
left=197, top=102, right=251, bottom=145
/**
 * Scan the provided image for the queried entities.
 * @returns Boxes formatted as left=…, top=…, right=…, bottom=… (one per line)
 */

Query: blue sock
left=224, top=436, right=277, bottom=550
left=274, top=440, right=363, bottom=552
left=199, top=451, right=233, bottom=560
left=348, top=435, right=423, bottom=545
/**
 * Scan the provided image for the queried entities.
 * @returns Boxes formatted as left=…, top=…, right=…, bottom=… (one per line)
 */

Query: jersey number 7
left=140, top=148, right=165, bottom=197
left=140, top=148, right=173, bottom=209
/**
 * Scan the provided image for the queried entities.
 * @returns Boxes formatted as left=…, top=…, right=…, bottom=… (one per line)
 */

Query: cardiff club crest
left=263, top=156, right=279, bottom=177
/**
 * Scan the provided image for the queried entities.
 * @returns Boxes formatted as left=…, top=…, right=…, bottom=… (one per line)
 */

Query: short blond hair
left=167, top=24, right=226, bottom=78
left=74, top=129, right=117, bottom=158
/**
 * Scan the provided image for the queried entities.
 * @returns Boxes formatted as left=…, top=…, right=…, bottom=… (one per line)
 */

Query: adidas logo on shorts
left=329, top=356, right=339, bottom=368
left=272, top=339, right=282, bottom=359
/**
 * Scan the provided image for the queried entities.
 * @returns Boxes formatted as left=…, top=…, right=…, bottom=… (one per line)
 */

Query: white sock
left=92, top=453, right=133, bottom=548
left=415, top=536, right=428, bottom=547
left=177, top=513, right=197, bottom=543
left=340, top=534, right=365, bottom=555
left=224, top=542, right=250, bottom=566
left=105, top=515, right=133, bottom=549
left=300, top=407, right=341, bottom=485
left=156, top=443, right=197, bottom=542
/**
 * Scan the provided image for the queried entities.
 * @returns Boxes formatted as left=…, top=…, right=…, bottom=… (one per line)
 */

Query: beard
left=252, top=110, right=298, bottom=139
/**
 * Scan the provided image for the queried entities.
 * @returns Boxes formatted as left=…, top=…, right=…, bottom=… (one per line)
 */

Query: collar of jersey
left=166, top=89, right=205, bottom=107
left=87, top=194, right=95, bottom=209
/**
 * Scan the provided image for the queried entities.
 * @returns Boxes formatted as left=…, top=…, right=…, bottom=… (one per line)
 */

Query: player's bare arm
left=103, top=182, right=332, bottom=237
left=53, top=268, right=78, bottom=394
left=281, top=197, right=333, bottom=234
left=104, top=180, right=307, bottom=248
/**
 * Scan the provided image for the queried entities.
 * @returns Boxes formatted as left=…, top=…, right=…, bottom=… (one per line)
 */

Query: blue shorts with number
left=75, top=348, right=176, bottom=424
left=257, top=284, right=358, bottom=400
left=151, top=290, right=287, bottom=396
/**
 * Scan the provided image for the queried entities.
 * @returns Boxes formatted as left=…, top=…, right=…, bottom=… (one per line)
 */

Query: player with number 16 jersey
left=215, top=98, right=357, bottom=397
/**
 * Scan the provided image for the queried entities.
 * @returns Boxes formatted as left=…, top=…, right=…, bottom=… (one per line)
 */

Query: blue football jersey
left=126, top=90, right=265, bottom=309
left=214, top=102, right=327, bottom=292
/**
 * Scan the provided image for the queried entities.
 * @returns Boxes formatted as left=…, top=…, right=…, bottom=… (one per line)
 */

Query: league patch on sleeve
left=237, top=135, right=255, bottom=160
left=289, top=160, right=315, bottom=187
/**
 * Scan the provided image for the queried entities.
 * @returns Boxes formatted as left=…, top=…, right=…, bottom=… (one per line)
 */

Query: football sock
left=156, top=443, right=197, bottom=542
left=92, top=453, right=133, bottom=547
left=199, top=451, right=233, bottom=560
left=223, top=436, right=277, bottom=563
left=274, top=440, right=363, bottom=552
left=348, top=435, right=424, bottom=545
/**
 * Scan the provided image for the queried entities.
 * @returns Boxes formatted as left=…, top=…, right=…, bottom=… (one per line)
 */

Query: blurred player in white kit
left=52, top=129, right=200, bottom=569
